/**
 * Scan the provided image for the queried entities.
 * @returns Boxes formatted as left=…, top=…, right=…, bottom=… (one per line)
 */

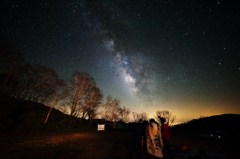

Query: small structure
left=91, top=119, right=106, bottom=131
left=97, top=124, right=105, bottom=131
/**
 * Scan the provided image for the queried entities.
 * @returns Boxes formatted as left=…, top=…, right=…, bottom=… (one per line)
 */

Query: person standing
left=159, top=116, right=172, bottom=159
left=146, top=118, right=164, bottom=158
left=132, top=119, right=145, bottom=159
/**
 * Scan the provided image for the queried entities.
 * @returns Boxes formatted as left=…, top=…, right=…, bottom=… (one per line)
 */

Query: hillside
left=171, top=114, right=240, bottom=137
left=0, top=95, right=82, bottom=132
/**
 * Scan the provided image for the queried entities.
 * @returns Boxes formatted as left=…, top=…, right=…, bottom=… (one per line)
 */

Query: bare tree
left=101, top=96, right=119, bottom=122
left=67, top=71, right=96, bottom=118
left=87, top=86, right=103, bottom=119
left=101, top=95, right=130, bottom=122
left=44, top=79, right=67, bottom=123
left=132, top=111, right=149, bottom=122
left=66, top=71, right=103, bottom=127
left=0, top=39, right=23, bottom=71
left=0, top=73, right=19, bottom=97
left=118, top=106, right=131, bottom=123
left=0, top=39, right=23, bottom=95
left=81, top=86, right=103, bottom=123
left=15, top=64, right=58, bottom=100
left=155, top=110, right=176, bottom=126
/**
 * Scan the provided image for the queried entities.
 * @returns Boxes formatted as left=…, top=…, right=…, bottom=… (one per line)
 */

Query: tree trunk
left=44, top=98, right=56, bottom=123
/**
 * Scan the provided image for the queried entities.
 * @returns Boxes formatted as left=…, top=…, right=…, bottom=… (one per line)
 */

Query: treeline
left=0, top=39, right=133, bottom=127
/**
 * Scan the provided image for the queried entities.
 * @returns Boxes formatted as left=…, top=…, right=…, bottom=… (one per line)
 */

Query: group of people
left=132, top=116, right=172, bottom=159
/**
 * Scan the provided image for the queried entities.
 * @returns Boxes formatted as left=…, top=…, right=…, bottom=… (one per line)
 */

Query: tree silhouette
left=0, top=39, right=23, bottom=95
left=101, top=95, right=130, bottom=122
left=15, top=64, right=59, bottom=101
left=132, top=111, right=149, bottom=122
left=155, top=110, right=176, bottom=126
left=81, top=85, right=103, bottom=124
left=44, top=79, right=67, bottom=123
left=118, top=106, right=131, bottom=123
left=66, top=71, right=103, bottom=126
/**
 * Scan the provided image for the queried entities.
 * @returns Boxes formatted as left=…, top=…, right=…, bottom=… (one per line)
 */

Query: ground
left=0, top=130, right=238, bottom=159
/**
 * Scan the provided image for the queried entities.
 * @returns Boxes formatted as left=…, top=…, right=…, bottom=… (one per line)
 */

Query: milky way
left=1, top=0, right=240, bottom=123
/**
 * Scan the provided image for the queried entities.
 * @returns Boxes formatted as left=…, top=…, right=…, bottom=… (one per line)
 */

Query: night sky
left=1, top=0, right=240, bottom=124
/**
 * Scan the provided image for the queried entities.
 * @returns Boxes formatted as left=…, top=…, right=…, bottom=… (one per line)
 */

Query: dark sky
left=1, top=0, right=240, bottom=123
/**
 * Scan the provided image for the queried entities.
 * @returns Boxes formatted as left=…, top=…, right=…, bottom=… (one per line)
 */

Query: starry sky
left=1, top=0, right=240, bottom=124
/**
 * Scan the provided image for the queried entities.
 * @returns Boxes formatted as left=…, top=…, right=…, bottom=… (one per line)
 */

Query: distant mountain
left=171, top=114, right=240, bottom=136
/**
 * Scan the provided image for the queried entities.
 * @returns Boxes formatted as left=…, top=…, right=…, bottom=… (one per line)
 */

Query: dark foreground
left=0, top=130, right=238, bottom=159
